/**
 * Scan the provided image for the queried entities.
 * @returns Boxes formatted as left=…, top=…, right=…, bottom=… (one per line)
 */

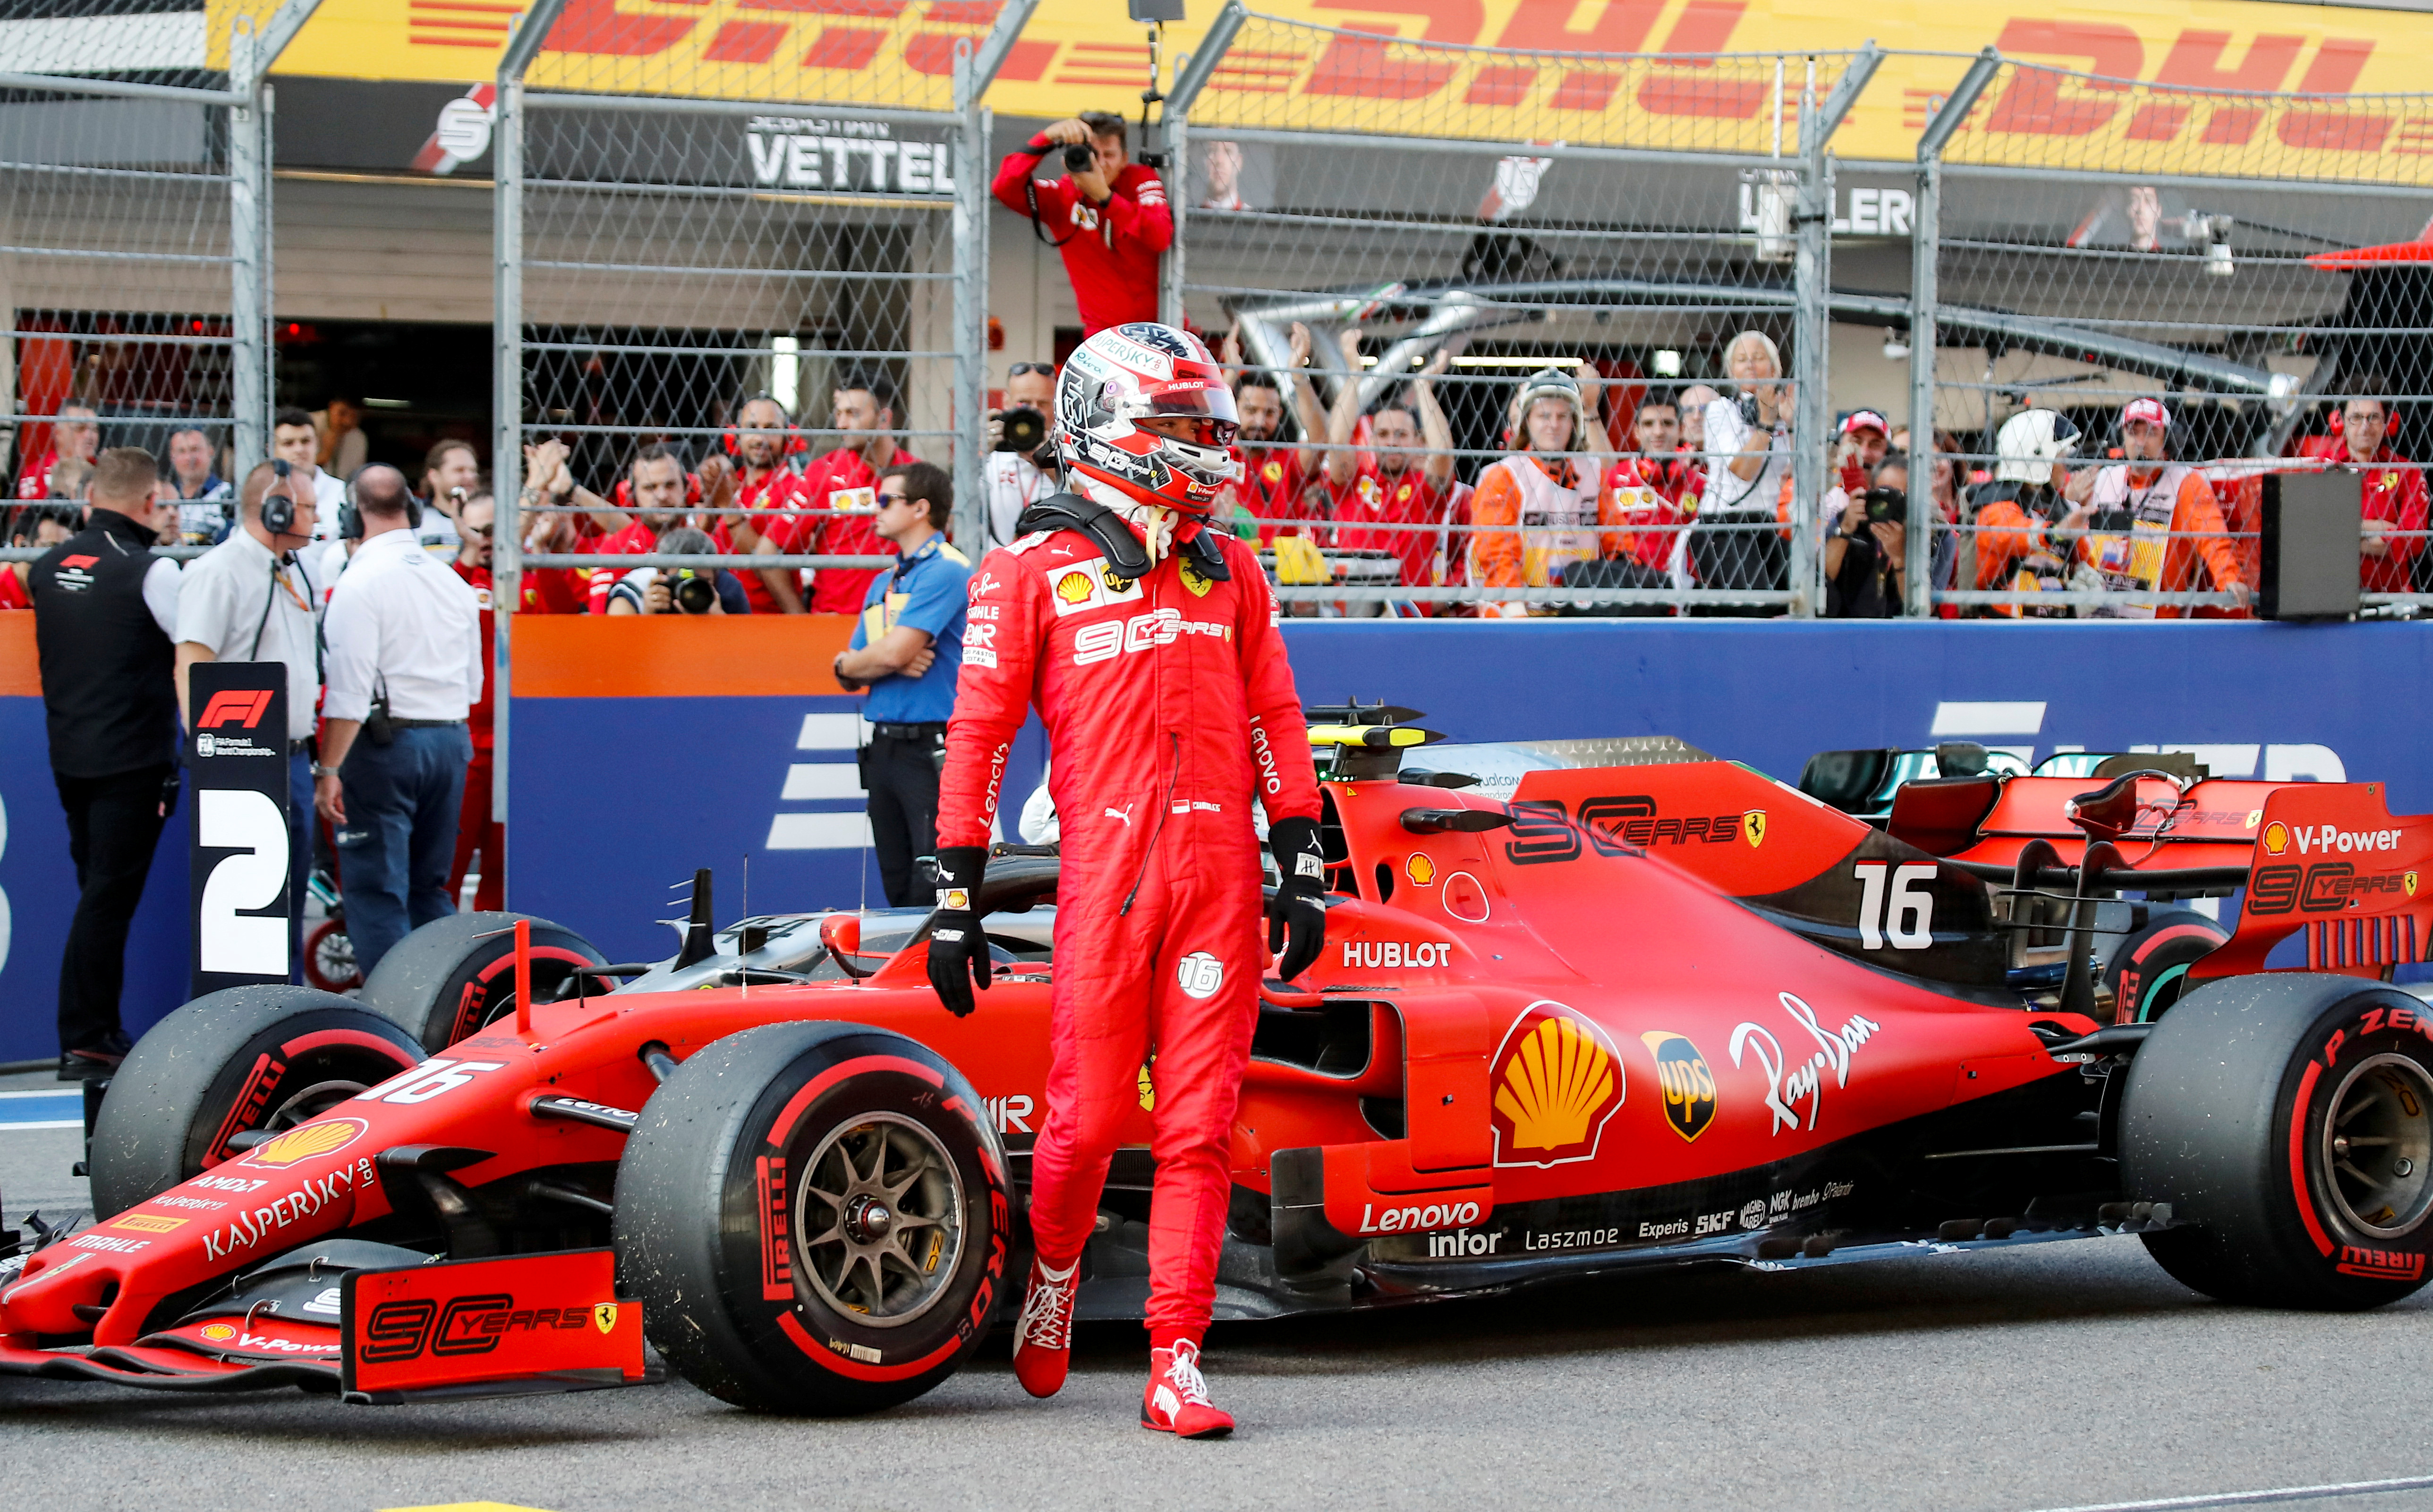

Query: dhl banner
left=230, top=0, right=2433, bottom=180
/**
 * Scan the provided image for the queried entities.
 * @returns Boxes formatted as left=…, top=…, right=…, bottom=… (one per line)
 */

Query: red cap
left=1840, top=410, right=1890, bottom=438
left=2120, top=397, right=2171, bottom=429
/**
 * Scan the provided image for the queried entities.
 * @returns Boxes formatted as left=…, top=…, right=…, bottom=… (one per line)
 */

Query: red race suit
left=762, top=446, right=910, bottom=614
left=449, top=560, right=502, bottom=910
left=936, top=523, right=1321, bottom=1339
left=991, top=138, right=1171, bottom=335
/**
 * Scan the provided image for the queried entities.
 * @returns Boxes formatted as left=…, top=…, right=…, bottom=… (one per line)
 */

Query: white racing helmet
left=1994, top=408, right=2081, bottom=485
left=1055, top=323, right=1242, bottom=518
left=1511, top=366, right=1586, bottom=451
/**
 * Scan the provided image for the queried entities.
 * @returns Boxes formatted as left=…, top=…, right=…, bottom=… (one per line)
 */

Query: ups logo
left=1641, top=1031, right=1717, bottom=1142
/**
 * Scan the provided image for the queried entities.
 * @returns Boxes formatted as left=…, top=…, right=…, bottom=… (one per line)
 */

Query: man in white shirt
left=316, top=464, right=485, bottom=972
left=274, top=408, right=348, bottom=538
left=983, top=361, right=1061, bottom=547
left=174, top=459, right=324, bottom=978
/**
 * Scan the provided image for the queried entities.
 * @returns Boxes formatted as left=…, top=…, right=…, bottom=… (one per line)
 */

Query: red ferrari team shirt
left=989, top=141, right=1172, bottom=335
left=584, top=519, right=660, bottom=614
left=1233, top=444, right=1312, bottom=544
left=452, top=560, right=496, bottom=747
left=715, top=466, right=804, bottom=614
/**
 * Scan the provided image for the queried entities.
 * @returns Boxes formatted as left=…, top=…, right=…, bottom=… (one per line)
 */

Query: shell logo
left=1405, top=852, right=1438, bottom=887
left=199, top=1323, right=238, bottom=1343
left=239, top=1117, right=369, bottom=1169
left=1054, top=570, right=1095, bottom=606
left=1489, top=1002, right=1625, bottom=1169
left=2263, top=821, right=2289, bottom=855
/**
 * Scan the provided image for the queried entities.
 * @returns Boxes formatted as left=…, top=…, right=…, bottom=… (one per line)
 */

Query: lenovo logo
left=196, top=689, right=275, bottom=729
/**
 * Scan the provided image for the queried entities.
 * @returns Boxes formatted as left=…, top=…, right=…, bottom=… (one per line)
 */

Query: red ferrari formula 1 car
left=5, top=708, right=2431, bottom=1413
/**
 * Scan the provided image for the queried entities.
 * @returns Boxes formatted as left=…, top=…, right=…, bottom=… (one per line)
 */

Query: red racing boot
left=1010, top=1256, right=1080, bottom=1399
left=1141, top=1337, right=1234, bottom=1439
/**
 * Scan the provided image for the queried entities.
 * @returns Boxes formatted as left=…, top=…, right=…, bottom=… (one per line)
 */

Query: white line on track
left=0, top=1121, right=84, bottom=1130
left=2026, top=1473, right=2433, bottom=1511
left=0, top=1090, right=80, bottom=1100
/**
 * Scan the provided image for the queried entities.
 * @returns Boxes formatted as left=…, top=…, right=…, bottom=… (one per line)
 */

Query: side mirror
left=820, top=913, right=876, bottom=980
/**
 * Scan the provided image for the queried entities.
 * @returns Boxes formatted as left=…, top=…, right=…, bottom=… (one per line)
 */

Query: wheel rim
left=792, top=1112, right=965, bottom=1328
left=263, top=1077, right=371, bottom=1129
left=312, top=928, right=360, bottom=989
left=2321, top=1053, right=2433, bottom=1240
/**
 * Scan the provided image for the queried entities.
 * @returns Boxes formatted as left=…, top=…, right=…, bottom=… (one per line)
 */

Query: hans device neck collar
left=1012, top=492, right=1230, bottom=584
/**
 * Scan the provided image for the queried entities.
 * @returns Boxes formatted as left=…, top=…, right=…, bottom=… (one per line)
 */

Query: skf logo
left=1641, top=1032, right=1717, bottom=1142
left=2337, top=1245, right=2425, bottom=1282
left=1743, top=810, right=1767, bottom=848
left=240, top=1117, right=369, bottom=1169
left=1490, top=1001, right=1625, bottom=1169
left=2264, top=822, right=2289, bottom=855
left=196, top=688, right=275, bottom=730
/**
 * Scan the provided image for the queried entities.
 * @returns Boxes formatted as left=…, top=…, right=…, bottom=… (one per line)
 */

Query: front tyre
left=614, top=1022, right=1012, bottom=1415
left=2122, top=973, right=2433, bottom=1309
left=361, top=911, right=606, bottom=1053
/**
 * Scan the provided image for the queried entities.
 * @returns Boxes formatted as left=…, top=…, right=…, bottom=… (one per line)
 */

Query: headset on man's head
left=721, top=391, right=808, bottom=461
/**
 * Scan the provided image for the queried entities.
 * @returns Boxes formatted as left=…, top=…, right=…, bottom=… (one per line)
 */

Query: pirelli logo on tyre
left=2336, top=1245, right=2425, bottom=1281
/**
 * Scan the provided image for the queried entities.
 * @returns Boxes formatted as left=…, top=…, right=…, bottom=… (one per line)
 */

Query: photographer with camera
left=984, top=361, right=1060, bottom=548
left=992, top=112, right=1171, bottom=336
left=601, top=526, right=750, bottom=616
left=1825, top=452, right=1947, bottom=618
left=831, top=462, right=967, bottom=908
left=1693, top=331, right=1793, bottom=598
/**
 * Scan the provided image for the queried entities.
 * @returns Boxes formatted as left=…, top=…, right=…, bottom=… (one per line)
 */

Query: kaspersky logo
left=196, top=689, right=275, bottom=729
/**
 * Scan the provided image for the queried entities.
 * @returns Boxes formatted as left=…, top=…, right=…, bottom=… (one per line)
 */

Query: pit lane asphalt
left=7, top=1086, right=2433, bottom=1512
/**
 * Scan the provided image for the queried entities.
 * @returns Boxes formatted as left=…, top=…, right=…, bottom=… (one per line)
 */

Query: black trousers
left=54, top=764, right=171, bottom=1053
left=865, top=730, right=944, bottom=909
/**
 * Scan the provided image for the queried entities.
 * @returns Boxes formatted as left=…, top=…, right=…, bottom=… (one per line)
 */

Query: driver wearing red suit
left=929, top=323, right=1327, bottom=1440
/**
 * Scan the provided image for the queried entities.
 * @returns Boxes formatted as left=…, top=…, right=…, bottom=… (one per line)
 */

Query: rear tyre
left=89, top=985, right=424, bottom=1219
left=361, top=911, right=606, bottom=1053
left=614, top=1022, right=1012, bottom=1415
left=304, top=917, right=363, bottom=993
left=2122, top=972, right=2433, bottom=1309
left=2103, top=909, right=2227, bottom=1025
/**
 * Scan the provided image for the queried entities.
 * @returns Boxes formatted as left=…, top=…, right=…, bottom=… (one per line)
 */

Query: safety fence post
left=954, top=0, right=1039, bottom=553
left=1158, top=2, right=1246, bottom=331
left=489, top=0, right=569, bottom=907
left=1905, top=48, right=1999, bottom=618
left=1793, top=43, right=1880, bottom=619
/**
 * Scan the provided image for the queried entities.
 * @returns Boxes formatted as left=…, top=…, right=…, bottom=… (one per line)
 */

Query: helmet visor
left=1131, top=380, right=1240, bottom=450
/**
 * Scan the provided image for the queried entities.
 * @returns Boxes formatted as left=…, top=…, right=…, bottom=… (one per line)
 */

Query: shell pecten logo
left=2263, top=821, right=2289, bottom=855
left=239, top=1117, right=370, bottom=1170
left=1490, top=1002, right=1626, bottom=1169
left=1054, top=569, right=1095, bottom=606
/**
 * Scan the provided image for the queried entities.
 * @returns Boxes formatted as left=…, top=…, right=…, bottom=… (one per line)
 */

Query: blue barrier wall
left=4, top=620, right=2426, bottom=1055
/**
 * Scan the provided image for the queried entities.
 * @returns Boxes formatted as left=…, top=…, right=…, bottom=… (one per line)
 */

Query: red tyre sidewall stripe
left=2290, top=1057, right=2336, bottom=1257
left=767, top=1054, right=945, bottom=1149
left=2129, top=924, right=2226, bottom=963
left=776, top=1309, right=962, bottom=1382
left=274, top=1028, right=414, bottom=1062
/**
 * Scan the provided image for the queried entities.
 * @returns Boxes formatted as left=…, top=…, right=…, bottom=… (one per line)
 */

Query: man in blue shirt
left=832, top=461, right=970, bottom=906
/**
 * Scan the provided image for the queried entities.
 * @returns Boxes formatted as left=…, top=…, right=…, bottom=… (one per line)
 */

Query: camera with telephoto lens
left=669, top=568, right=718, bottom=615
left=1862, top=485, right=1906, bottom=524
left=1062, top=142, right=1095, bottom=174
left=996, top=406, right=1048, bottom=454
left=1736, top=391, right=1762, bottom=428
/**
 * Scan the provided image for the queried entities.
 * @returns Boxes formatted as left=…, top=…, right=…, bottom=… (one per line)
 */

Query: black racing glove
left=1266, top=816, right=1328, bottom=983
left=926, top=846, right=993, bottom=1018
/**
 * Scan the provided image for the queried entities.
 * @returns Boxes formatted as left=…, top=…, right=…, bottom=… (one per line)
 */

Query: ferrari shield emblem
left=593, top=1303, right=619, bottom=1335
left=1180, top=560, right=1213, bottom=597
left=1137, top=1061, right=1156, bottom=1112
left=1742, top=810, right=1767, bottom=848
left=2408, top=872, right=2420, bottom=898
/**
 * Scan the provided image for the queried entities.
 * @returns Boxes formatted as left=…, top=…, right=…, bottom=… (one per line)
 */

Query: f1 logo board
left=187, top=661, right=291, bottom=998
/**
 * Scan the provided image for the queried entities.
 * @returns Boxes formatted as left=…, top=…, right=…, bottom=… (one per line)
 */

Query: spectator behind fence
left=514, top=438, right=614, bottom=614
left=521, top=436, right=691, bottom=614
left=1967, top=409, right=2085, bottom=618
left=15, top=402, right=99, bottom=502
left=1825, top=454, right=1949, bottom=618
left=30, top=448, right=183, bottom=1079
left=2296, top=392, right=2427, bottom=596
left=408, top=436, right=481, bottom=562
left=448, top=490, right=503, bottom=913
left=2063, top=398, right=2250, bottom=618
left=1314, top=331, right=1464, bottom=602
left=1695, top=332, right=1793, bottom=600
left=174, top=459, right=323, bottom=977
left=317, top=464, right=484, bottom=975
left=273, top=407, right=348, bottom=534
left=315, top=396, right=369, bottom=482
left=706, top=394, right=805, bottom=613
left=45, top=457, right=93, bottom=504
left=1469, top=365, right=1611, bottom=618
left=1677, top=384, right=1718, bottom=455
left=832, top=461, right=967, bottom=907
left=985, top=362, right=1061, bottom=550
left=169, top=426, right=233, bottom=545
left=603, top=527, right=750, bottom=615
left=1222, top=323, right=1327, bottom=543
left=1600, top=396, right=1704, bottom=578
left=1, top=506, right=75, bottom=609
left=753, top=372, right=910, bottom=615
left=992, top=112, right=1171, bottom=336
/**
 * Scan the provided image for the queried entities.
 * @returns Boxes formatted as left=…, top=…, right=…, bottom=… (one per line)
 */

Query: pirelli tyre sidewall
left=89, top=985, right=424, bottom=1221
left=361, top=911, right=606, bottom=1053
left=615, top=1021, right=1011, bottom=1415
left=2122, top=972, right=2433, bottom=1310
left=2102, top=909, right=2229, bottom=1025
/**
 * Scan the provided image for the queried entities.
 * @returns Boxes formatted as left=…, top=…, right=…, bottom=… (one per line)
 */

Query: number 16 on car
left=1853, top=862, right=1937, bottom=951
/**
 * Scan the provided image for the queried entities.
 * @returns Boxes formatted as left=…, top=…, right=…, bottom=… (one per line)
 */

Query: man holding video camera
left=992, top=112, right=1171, bottom=336
left=984, top=361, right=1059, bottom=549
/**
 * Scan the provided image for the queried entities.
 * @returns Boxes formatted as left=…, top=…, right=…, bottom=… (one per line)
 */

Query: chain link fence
left=1916, top=59, right=2433, bottom=617
left=1165, top=6, right=1872, bottom=614
left=1, top=0, right=309, bottom=539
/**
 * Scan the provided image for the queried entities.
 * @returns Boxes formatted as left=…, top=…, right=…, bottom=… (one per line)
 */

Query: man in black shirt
left=30, top=448, right=183, bottom=1079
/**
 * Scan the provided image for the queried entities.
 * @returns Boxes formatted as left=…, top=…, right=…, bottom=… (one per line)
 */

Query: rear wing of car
left=2191, top=782, right=2433, bottom=981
